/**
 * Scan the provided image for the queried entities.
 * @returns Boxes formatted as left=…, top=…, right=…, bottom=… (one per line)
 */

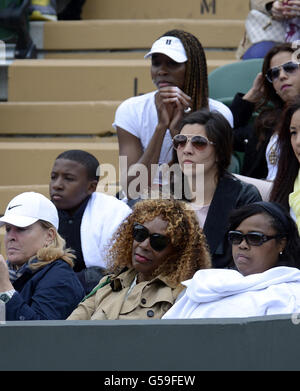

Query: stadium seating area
left=0, top=0, right=250, bottom=249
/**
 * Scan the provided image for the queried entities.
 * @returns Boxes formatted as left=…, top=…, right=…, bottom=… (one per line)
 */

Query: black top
left=57, top=196, right=91, bottom=272
left=203, top=173, right=262, bottom=268
left=230, top=93, right=270, bottom=179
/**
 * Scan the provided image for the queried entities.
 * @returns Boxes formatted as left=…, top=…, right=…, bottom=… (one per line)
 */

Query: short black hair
left=55, top=150, right=100, bottom=182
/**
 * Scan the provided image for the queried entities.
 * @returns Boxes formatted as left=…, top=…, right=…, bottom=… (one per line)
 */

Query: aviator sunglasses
left=265, top=61, right=300, bottom=83
left=228, top=230, right=282, bottom=246
left=133, top=223, right=170, bottom=252
left=173, top=134, right=215, bottom=151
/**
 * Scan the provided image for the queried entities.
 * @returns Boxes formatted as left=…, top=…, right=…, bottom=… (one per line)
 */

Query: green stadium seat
left=208, top=58, right=263, bottom=106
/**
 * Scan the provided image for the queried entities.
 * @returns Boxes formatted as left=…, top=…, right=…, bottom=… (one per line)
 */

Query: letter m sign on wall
left=200, top=0, right=216, bottom=14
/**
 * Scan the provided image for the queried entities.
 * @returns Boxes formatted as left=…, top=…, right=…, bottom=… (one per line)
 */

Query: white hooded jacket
left=162, top=267, right=300, bottom=319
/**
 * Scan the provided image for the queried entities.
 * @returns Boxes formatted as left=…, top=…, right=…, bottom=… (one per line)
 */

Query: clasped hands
left=155, top=86, right=192, bottom=137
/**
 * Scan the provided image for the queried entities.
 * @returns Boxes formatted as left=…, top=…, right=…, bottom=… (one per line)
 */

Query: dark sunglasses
left=133, top=222, right=170, bottom=252
left=265, top=61, right=300, bottom=83
left=228, top=230, right=282, bottom=246
left=173, top=134, right=215, bottom=151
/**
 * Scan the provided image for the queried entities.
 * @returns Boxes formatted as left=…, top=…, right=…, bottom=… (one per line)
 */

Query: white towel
left=163, top=267, right=300, bottom=319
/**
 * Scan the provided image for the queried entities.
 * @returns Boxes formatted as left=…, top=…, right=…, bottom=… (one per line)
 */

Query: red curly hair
left=106, top=198, right=211, bottom=286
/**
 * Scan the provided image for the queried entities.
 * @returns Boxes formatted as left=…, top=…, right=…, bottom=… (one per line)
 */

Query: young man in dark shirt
left=49, top=150, right=131, bottom=294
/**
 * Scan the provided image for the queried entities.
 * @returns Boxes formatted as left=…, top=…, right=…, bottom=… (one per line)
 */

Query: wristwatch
left=0, top=289, right=15, bottom=304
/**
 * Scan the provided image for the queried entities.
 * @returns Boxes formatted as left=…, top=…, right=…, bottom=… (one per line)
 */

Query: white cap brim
left=0, top=215, right=38, bottom=228
left=144, top=36, right=188, bottom=63
left=144, top=49, right=187, bottom=63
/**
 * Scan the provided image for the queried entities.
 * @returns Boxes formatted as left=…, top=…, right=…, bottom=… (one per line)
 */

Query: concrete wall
left=0, top=315, right=300, bottom=371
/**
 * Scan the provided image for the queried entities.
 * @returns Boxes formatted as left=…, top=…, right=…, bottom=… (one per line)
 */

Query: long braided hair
left=161, top=29, right=209, bottom=111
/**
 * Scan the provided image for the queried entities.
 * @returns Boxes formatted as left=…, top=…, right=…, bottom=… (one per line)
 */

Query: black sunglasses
left=228, top=230, right=282, bottom=246
left=133, top=223, right=170, bottom=252
left=173, top=134, right=215, bottom=151
left=265, top=61, right=300, bottom=83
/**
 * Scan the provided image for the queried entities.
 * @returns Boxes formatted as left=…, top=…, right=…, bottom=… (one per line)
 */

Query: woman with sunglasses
left=163, top=201, right=300, bottom=319
left=169, top=108, right=262, bottom=269
left=231, top=42, right=300, bottom=180
left=270, top=97, right=300, bottom=231
left=67, top=198, right=211, bottom=320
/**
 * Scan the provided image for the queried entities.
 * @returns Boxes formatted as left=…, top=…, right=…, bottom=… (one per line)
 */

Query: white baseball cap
left=0, top=192, right=59, bottom=230
left=144, top=36, right=188, bottom=63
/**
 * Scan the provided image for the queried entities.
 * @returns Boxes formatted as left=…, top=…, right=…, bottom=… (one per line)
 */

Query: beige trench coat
left=68, top=268, right=183, bottom=320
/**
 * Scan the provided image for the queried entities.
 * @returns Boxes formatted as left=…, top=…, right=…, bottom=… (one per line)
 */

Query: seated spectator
left=236, top=0, right=300, bottom=60
left=113, top=29, right=233, bottom=199
left=163, top=201, right=300, bottom=319
left=67, top=198, right=211, bottom=320
left=0, top=192, right=85, bottom=320
left=169, top=108, right=261, bottom=268
left=231, top=42, right=300, bottom=180
left=270, top=97, right=300, bottom=229
left=49, top=149, right=131, bottom=294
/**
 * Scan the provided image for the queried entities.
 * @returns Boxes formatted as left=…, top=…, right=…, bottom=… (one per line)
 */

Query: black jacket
left=230, top=93, right=270, bottom=179
left=203, top=173, right=262, bottom=268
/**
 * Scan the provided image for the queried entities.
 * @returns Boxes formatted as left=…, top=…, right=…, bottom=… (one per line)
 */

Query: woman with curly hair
left=67, top=198, right=211, bottom=320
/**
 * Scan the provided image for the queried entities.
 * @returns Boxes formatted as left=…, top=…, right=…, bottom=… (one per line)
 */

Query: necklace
left=269, top=144, right=278, bottom=165
left=268, top=135, right=278, bottom=166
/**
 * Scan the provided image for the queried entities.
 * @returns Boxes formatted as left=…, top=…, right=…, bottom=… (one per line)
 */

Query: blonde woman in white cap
left=0, top=192, right=85, bottom=320
left=113, top=29, right=233, bottom=201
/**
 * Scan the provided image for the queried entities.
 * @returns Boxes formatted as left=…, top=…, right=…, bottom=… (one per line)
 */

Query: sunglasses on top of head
left=228, top=230, right=283, bottom=246
left=173, top=134, right=215, bottom=151
left=265, top=61, right=300, bottom=83
left=133, top=222, right=170, bottom=252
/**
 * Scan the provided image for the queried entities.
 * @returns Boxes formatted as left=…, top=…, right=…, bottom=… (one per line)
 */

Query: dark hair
left=228, top=201, right=300, bottom=268
left=255, top=43, right=296, bottom=144
left=171, top=108, right=233, bottom=176
left=260, top=43, right=295, bottom=108
left=55, top=150, right=100, bottom=182
left=169, top=108, right=233, bottom=202
left=269, top=98, right=300, bottom=209
left=160, top=29, right=208, bottom=111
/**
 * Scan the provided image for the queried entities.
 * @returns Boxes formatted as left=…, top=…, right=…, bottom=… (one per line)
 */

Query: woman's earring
left=279, top=251, right=283, bottom=255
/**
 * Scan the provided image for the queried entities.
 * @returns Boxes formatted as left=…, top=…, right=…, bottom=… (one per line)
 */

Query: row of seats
left=81, top=0, right=249, bottom=20
left=0, top=0, right=251, bottom=214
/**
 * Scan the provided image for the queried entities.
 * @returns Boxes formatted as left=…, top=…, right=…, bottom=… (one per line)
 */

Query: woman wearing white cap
left=0, top=192, right=85, bottom=320
left=113, top=29, right=233, bottom=201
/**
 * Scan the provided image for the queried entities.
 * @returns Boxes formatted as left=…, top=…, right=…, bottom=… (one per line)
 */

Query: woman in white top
left=163, top=201, right=300, bottom=319
left=113, top=29, right=233, bottom=199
